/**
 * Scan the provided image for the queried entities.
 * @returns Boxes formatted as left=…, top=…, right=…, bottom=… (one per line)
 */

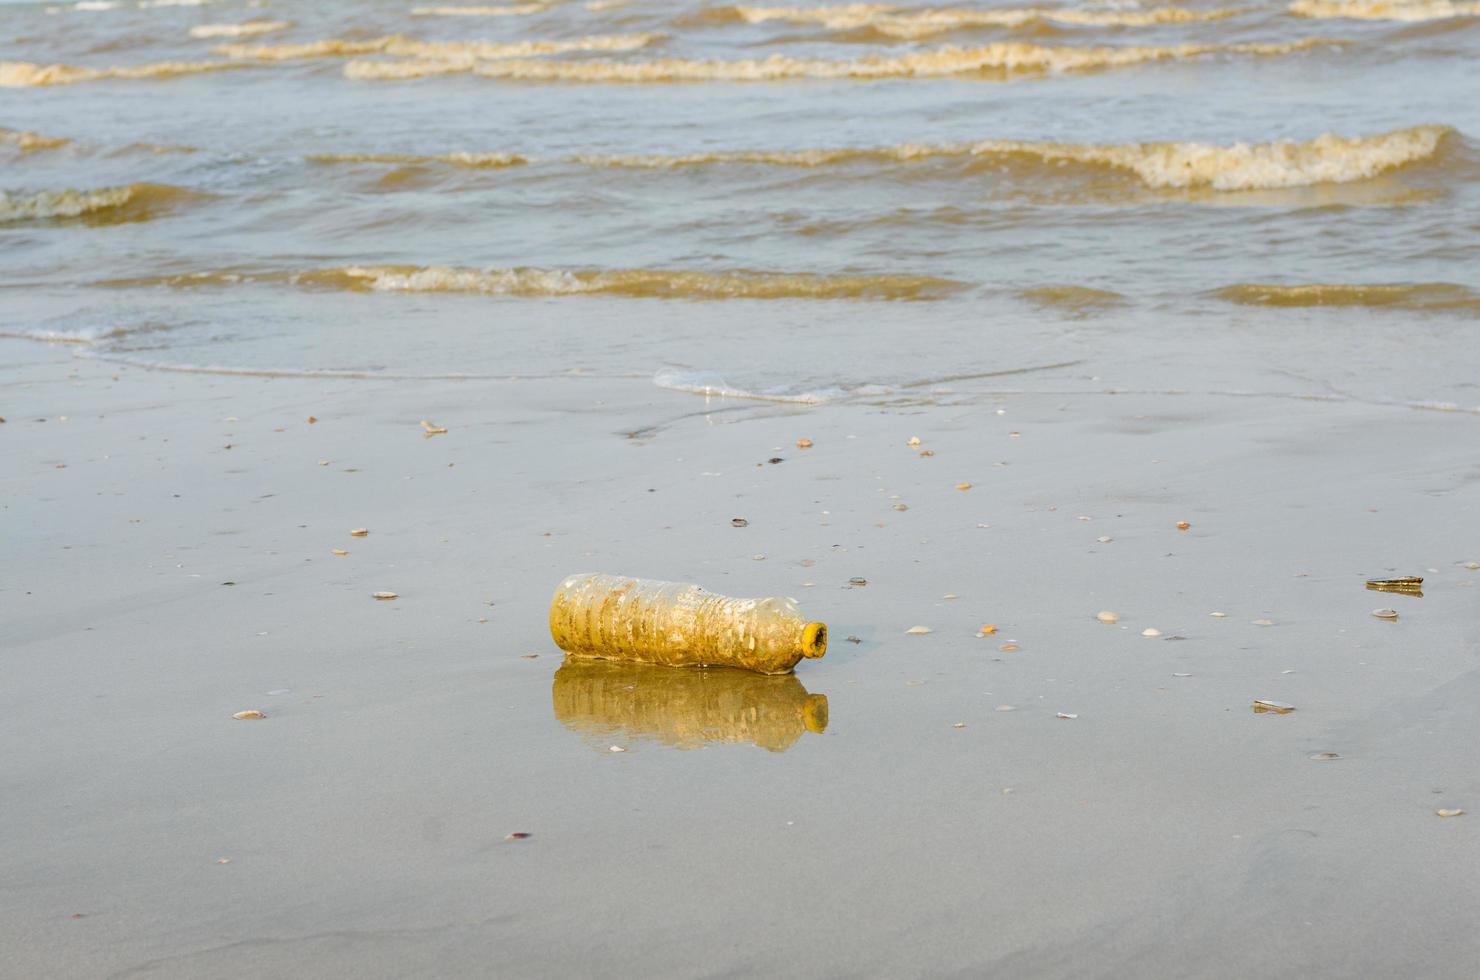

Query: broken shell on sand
left=1252, top=700, right=1295, bottom=714
left=350, top=528, right=369, bottom=537
left=372, top=591, right=399, bottom=600
left=1096, top=611, right=1119, bottom=624
left=796, top=438, right=813, bottom=449
left=232, top=710, right=266, bottom=720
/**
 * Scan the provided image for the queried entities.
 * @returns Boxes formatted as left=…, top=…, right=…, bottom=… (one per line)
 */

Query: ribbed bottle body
left=549, top=573, right=826, bottom=674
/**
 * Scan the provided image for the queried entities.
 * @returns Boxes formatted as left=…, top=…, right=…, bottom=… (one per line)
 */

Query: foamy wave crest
left=390, top=39, right=1336, bottom=83
left=0, top=127, right=71, bottom=151
left=1290, top=0, right=1479, bottom=20
left=217, top=33, right=661, bottom=61
left=726, top=4, right=1247, bottom=38
left=653, top=371, right=837, bottom=404
left=0, top=183, right=198, bottom=223
left=0, top=59, right=246, bottom=87
left=0, top=324, right=137, bottom=345
left=308, top=151, right=527, bottom=168
left=189, top=20, right=292, bottom=39
left=315, top=265, right=963, bottom=300
left=412, top=3, right=548, bottom=14
left=97, top=265, right=964, bottom=300
left=1213, top=282, right=1480, bottom=311
left=580, top=125, right=1449, bottom=190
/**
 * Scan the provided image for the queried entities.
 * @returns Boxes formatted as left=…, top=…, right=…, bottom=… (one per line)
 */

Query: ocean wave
left=720, top=4, right=1249, bottom=39
left=0, top=127, right=71, bottom=151
left=1016, top=285, right=1127, bottom=315
left=1290, top=0, right=1479, bottom=20
left=215, top=33, right=661, bottom=61
left=94, top=265, right=966, bottom=300
left=0, top=323, right=141, bottom=345
left=188, top=21, right=292, bottom=39
left=370, top=39, right=1338, bottom=83
left=652, top=371, right=838, bottom=404
left=0, top=59, right=246, bottom=87
left=308, top=151, right=528, bottom=168
left=411, top=3, right=548, bottom=14
left=0, top=183, right=200, bottom=224
left=1213, top=282, right=1480, bottom=310
left=579, top=125, right=1450, bottom=190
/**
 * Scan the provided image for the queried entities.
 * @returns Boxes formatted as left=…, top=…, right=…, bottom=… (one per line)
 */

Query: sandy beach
left=4, top=335, right=1477, bottom=978
left=5, top=0, right=1480, bottom=971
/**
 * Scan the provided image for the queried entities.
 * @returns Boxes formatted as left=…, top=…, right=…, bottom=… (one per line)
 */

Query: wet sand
left=3, top=337, right=1479, bottom=978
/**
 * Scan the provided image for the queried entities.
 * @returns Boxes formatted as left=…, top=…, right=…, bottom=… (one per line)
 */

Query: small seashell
left=372, top=591, right=398, bottom=600
left=942, top=593, right=958, bottom=600
left=1436, top=809, right=1464, bottom=818
left=952, top=722, right=965, bottom=729
left=848, top=577, right=867, bottom=587
left=1141, top=628, right=1161, bottom=637
left=731, top=517, right=748, bottom=527
left=307, top=416, right=317, bottom=424
left=1467, top=562, right=1479, bottom=570
left=893, top=503, right=908, bottom=511
left=978, top=624, right=997, bottom=635
left=350, top=528, right=369, bottom=537
left=1310, top=752, right=1340, bottom=761
left=906, top=625, right=932, bottom=635
left=331, top=548, right=348, bottom=556
left=420, top=420, right=448, bottom=435
left=907, top=436, right=921, bottom=447
left=1097, top=536, right=1112, bottom=543
left=918, top=449, right=934, bottom=457
left=1096, top=611, right=1119, bottom=624
left=955, top=482, right=972, bottom=491
left=1253, top=619, right=1274, bottom=627
left=608, top=745, right=627, bottom=753
left=995, top=704, right=1016, bottom=712
left=1176, top=521, right=1190, bottom=530
left=1056, top=712, right=1077, bottom=720
left=1372, top=608, right=1399, bottom=620
left=1210, top=611, right=1227, bottom=618
left=796, top=438, right=813, bottom=449
left=999, top=643, right=1019, bottom=651
left=232, top=710, right=266, bottom=720
left=1252, top=700, right=1295, bottom=714
left=505, top=832, right=532, bottom=840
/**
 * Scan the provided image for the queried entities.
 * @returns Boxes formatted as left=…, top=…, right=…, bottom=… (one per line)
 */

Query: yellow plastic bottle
left=548, top=573, right=827, bottom=675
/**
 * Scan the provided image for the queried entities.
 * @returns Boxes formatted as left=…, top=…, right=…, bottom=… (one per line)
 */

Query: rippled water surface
left=2, top=0, right=1477, bottom=404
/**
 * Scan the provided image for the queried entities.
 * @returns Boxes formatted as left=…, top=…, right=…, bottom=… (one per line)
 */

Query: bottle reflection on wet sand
left=551, top=659, right=829, bottom=753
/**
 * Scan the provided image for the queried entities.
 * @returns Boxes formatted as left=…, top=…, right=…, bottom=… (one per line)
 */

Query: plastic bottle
left=548, top=573, right=827, bottom=675
left=551, top=659, right=828, bottom=752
